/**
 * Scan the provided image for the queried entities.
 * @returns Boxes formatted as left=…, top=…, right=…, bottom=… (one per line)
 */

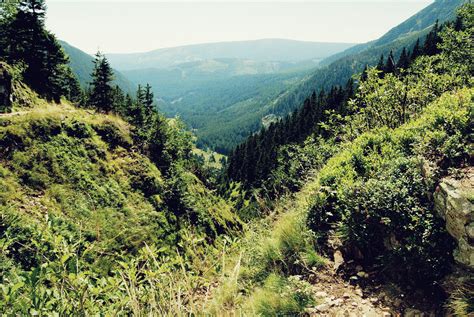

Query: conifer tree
left=89, top=52, right=114, bottom=112
left=143, top=83, right=155, bottom=119
left=397, top=47, right=410, bottom=70
left=411, top=39, right=422, bottom=60
left=384, top=51, right=396, bottom=74
left=1, top=0, right=75, bottom=101
left=376, top=54, right=385, bottom=71
left=423, top=21, right=441, bottom=56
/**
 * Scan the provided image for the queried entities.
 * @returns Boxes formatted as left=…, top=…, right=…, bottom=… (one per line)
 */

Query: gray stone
left=315, top=291, right=328, bottom=298
left=0, top=63, right=12, bottom=113
left=433, top=167, right=474, bottom=269
left=315, top=303, right=330, bottom=312
left=404, top=308, right=424, bottom=317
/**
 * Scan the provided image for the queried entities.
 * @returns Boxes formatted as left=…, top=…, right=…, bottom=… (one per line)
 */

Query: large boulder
left=434, top=167, right=474, bottom=269
left=0, top=62, right=13, bottom=113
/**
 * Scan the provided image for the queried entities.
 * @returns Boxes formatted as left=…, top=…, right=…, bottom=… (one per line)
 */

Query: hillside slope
left=60, top=41, right=135, bottom=94
left=0, top=70, right=239, bottom=314
left=266, top=0, right=467, bottom=120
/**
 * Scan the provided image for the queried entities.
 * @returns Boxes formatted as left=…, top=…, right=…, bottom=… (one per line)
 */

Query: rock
left=315, top=291, right=328, bottom=298
left=368, top=297, right=378, bottom=304
left=393, top=298, right=403, bottom=308
left=357, top=271, right=367, bottom=278
left=355, top=288, right=363, bottom=297
left=382, top=312, right=392, bottom=317
left=343, top=292, right=351, bottom=299
left=334, top=250, right=344, bottom=271
left=0, top=63, right=13, bottom=113
left=315, top=303, right=330, bottom=312
left=404, top=308, right=424, bottom=317
left=333, top=298, right=344, bottom=306
left=433, top=167, right=474, bottom=269
left=355, top=265, right=363, bottom=272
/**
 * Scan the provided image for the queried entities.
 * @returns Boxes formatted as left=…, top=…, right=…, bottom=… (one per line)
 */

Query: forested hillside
left=60, top=41, right=135, bottom=94
left=106, top=40, right=355, bottom=153
left=0, top=0, right=473, bottom=315
left=265, top=0, right=468, bottom=122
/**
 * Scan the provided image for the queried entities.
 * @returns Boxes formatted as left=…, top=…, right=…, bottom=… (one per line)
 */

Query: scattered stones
left=369, top=297, right=378, bottom=304
left=334, top=250, right=344, bottom=271
left=315, top=291, right=328, bottom=298
left=315, top=303, right=330, bottom=312
left=357, top=271, right=369, bottom=278
left=404, top=308, right=424, bottom=317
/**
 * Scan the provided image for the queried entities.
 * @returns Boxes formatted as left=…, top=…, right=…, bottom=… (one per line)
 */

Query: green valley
left=0, top=0, right=473, bottom=316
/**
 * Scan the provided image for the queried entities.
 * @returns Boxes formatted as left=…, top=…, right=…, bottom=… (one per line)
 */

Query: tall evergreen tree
left=376, top=54, right=385, bottom=71
left=397, top=47, right=410, bottom=70
left=0, top=0, right=78, bottom=102
left=423, top=20, right=441, bottom=56
left=143, top=83, right=155, bottom=119
left=384, top=51, right=396, bottom=74
left=89, top=52, right=114, bottom=112
left=411, top=39, right=422, bottom=61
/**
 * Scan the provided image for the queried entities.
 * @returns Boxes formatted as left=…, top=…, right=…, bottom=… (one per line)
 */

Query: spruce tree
left=376, top=54, right=385, bottom=71
left=384, top=51, right=396, bottom=74
left=143, top=83, right=155, bottom=119
left=89, top=52, right=114, bottom=113
left=1, top=0, right=77, bottom=102
left=411, top=39, right=422, bottom=61
left=397, top=47, right=410, bottom=70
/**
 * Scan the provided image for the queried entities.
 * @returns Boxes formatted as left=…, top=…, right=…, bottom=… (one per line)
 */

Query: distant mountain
left=106, top=39, right=356, bottom=71
left=108, top=39, right=355, bottom=153
left=60, top=41, right=135, bottom=94
left=321, top=0, right=466, bottom=66
left=267, top=0, right=467, bottom=119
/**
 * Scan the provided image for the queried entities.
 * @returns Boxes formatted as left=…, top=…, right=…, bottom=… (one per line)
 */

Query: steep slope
left=322, top=0, right=466, bottom=65
left=60, top=41, right=135, bottom=94
left=106, top=39, right=355, bottom=71
left=0, top=69, right=239, bottom=314
left=266, top=0, right=467, bottom=120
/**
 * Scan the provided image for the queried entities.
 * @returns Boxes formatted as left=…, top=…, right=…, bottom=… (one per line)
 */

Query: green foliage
left=0, top=101, right=239, bottom=314
left=0, top=0, right=81, bottom=102
left=246, top=273, right=315, bottom=316
left=308, top=88, right=472, bottom=287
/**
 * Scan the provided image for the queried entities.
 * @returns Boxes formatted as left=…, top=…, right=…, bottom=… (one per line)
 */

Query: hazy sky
left=45, top=0, right=433, bottom=54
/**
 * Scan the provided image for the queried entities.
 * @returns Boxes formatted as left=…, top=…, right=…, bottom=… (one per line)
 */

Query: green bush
left=308, top=88, right=472, bottom=288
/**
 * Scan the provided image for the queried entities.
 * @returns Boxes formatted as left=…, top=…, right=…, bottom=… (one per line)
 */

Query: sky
left=45, top=0, right=433, bottom=54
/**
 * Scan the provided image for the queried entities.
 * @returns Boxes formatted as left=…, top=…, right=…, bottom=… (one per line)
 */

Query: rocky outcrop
left=434, top=167, right=474, bottom=270
left=0, top=62, right=13, bottom=113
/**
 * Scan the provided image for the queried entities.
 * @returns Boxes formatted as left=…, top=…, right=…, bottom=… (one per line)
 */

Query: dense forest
left=0, top=0, right=473, bottom=315
left=227, top=21, right=446, bottom=191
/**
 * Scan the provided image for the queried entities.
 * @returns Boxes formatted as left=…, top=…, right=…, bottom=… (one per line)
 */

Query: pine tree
left=360, top=65, right=369, bottom=82
left=89, top=52, right=114, bottom=113
left=376, top=54, right=385, bottom=71
left=1, top=0, right=76, bottom=101
left=423, top=20, right=441, bottom=56
left=397, top=47, right=410, bottom=70
left=384, top=51, right=396, bottom=74
left=411, top=39, right=422, bottom=61
left=143, top=83, right=155, bottom=119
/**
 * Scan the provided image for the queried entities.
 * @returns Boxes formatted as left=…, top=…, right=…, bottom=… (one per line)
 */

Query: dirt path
left=305, top=265, right=394, bottom=317
left=0, top=111, right=29, bottom=117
